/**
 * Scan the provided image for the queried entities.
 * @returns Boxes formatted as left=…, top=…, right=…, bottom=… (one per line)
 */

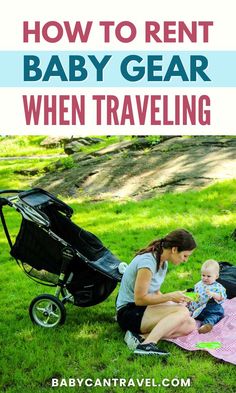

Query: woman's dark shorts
left=117, top=303, right=147, bottom=333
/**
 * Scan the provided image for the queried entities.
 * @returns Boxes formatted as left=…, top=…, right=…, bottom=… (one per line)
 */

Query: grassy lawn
left=0, top=138, right=235, bottom=393
left=0, top=135, right=134, bottom=157
left=0, top=136, right=64, bottom=157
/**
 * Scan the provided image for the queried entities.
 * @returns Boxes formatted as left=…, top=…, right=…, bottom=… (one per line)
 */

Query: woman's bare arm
left=134, top=268, right=190, bottom=306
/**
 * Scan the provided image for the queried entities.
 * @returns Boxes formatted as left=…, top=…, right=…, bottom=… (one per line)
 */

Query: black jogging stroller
left=0, top=188, right=125, bottom=328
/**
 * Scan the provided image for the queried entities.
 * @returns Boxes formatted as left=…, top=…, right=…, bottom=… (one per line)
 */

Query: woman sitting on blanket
left=188, top=259, right=227, bottom=334
left=116, top=228, right=197, bottom=356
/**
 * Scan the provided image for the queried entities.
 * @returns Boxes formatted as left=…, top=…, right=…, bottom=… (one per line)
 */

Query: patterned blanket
left=167, top=298, right=236, bottom=365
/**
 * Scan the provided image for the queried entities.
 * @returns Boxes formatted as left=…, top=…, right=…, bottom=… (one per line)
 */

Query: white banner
left=0, top=0, right=235, bottom=134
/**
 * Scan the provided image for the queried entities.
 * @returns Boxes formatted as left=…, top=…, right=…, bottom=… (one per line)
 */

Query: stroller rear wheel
left=29, top=294, right=66, bottom=328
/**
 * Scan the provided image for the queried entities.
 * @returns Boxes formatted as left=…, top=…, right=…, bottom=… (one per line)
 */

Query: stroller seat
left=0, top=188, right=125, bottom=326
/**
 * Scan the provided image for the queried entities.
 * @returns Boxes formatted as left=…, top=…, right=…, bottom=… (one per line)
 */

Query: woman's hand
left=168, top=290, right=191, bottom=303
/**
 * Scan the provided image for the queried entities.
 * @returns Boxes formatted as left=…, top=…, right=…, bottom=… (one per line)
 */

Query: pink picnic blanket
left=167, top=298, right=236, bottom=365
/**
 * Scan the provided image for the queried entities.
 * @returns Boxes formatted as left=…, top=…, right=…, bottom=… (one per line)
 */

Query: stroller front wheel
left=29, top=294, right=66, bottom=328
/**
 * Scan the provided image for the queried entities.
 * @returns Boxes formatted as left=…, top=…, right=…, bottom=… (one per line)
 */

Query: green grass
left=0, top=140, right=236, bottom=393
left=0, top=135, right=121, bottom=158
left=0, top=158, right=59, bottom=190
left=0, top=136, right=134, bottom=191
left=0, top=136, right=63, bottom=156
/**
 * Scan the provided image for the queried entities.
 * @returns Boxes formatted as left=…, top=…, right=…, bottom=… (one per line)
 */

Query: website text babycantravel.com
left=51, top=377, right=191, bottom=388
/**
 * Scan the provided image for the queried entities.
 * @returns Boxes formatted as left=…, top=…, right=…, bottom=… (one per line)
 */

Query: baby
left=188, top=259, right=227, bottom=334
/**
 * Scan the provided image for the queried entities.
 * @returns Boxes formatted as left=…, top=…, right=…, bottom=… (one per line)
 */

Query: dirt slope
left=35, top=136, right=236, bottom=200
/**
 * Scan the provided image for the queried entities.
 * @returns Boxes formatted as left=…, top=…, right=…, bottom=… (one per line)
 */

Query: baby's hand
left=206, top=289, right=220, bottom=300
left=206, top=289, right=223, bottom=302
left=206, top=289, right=213, bottom=297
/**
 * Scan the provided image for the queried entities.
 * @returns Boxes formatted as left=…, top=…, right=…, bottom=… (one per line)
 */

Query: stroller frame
left=0, top=188, right=123, bottom=328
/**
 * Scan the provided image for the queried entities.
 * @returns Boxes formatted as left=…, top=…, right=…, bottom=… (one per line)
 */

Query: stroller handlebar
left=0, top=189, right=25, bottom=195
left=0, top=197, right=12, bottom=207
left=0, top=190, right=26, bottom=207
